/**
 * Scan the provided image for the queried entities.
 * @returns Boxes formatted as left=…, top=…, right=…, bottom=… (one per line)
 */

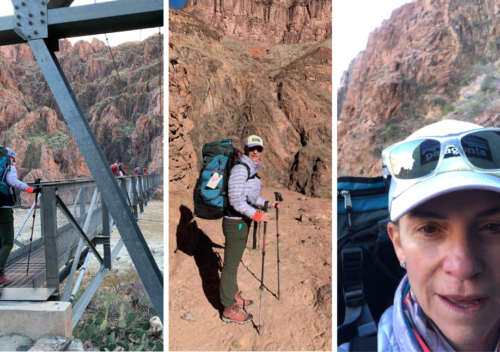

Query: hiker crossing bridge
left=0, top=172, right=163, bottom=327
left=0, top=0, right=164, bottom=323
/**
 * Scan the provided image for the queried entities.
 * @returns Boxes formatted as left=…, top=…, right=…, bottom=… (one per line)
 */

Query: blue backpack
left=192, top=139, right=257, bottom=220
left=337, top=176, right=405, bottom=349
left=0, top=146, right=14, bottom=206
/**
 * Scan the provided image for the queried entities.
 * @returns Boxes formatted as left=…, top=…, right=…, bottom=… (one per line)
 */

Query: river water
left=87, top=200, right=164, bottom=273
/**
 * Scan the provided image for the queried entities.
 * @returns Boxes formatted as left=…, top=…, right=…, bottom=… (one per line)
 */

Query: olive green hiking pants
left=220, top=218, right=252, bottom=308
left=0, top=208, right=14, bottom=274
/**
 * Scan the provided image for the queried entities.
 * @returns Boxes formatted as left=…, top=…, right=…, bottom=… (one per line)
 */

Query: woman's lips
left=438, top=294, right=489, bottom=314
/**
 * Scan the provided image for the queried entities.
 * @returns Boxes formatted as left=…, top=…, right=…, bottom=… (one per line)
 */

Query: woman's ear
left=387, top=221, right=405, bottom=263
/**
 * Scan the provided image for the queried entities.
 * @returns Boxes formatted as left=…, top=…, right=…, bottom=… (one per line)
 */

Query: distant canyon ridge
left=169, top=0, right=332, bottom=198
left=338, top=0, right=500, bottom=177
left=0, top=35, right=163, bottom=186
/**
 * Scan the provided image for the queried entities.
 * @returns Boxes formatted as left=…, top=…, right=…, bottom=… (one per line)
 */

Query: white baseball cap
left=245, top=135, right=264, bottom=148
left=6, top=147, right=16, bottom=162
left=388, top=120, right=500, bottom=220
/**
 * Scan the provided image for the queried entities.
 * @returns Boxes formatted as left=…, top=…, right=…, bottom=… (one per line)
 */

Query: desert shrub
left=431, top=81, right=438, bottom=87
left=443, top=103, right=455, bottom=114
left=430, top=59, right=437, bottom=66
left=401, top=102, right=410, bottom=109
left=434, top=98, right=446, bottom=106
left=480, top=57, right=488, bottom=65
left=421, top=88, right=429, bottom=95
left=371, top=148, right=382, bottom=158
left=480, top=75, right=495, bottom=91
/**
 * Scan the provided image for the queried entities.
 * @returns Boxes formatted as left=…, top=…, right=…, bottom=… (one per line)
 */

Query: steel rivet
left=21, top=2, right=26, bottom=6
left=41, top=20, right=45, bottom=24
left=16, top=15, right=21, bottom=19
left=14, top=5, right=19, bottom=9
left=34, top=31, right=38, bottom=35
left=28, top=21, right=33, bottom=25
left=40, top=11, right=45, bottom=16
left=29, top=13, right=33, bottom=18
left=41, top=1, right=46, bottom=4
left=27, top=35, right=31, bottom=39
left=16, top=22, right=21, bottom=27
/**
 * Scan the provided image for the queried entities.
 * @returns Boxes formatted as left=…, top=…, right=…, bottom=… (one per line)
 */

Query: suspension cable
left=93, top=0, right=121, bottom=81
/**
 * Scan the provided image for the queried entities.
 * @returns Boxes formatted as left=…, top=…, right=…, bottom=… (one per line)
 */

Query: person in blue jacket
left=341, top=120, right=500, bottom=352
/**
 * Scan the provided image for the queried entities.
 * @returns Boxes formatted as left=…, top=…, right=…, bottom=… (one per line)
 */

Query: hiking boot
left=235, top=291, right=253, bottom=308
left=222, top=303, right=253, bottom=325
left=0, top=272, right=10, bottom=286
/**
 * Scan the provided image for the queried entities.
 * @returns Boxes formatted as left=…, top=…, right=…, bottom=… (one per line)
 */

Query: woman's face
left=388, top=190, right=500, bottom=351
left=245, top=146, right=263, bottom=162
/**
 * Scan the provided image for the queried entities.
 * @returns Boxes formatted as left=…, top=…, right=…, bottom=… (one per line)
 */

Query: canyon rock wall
left=0, top=35, right=164, bottom=183
left=169, top=8, right=332, bottom=197
left=182, top=0, right=332, bottom=47
left=338, top=0, right=500, bottom=177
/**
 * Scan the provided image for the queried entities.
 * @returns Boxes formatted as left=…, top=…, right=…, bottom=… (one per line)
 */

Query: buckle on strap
left=341, top=247, right=363, bottom=271
left=343, top=282, right=364, bottom=308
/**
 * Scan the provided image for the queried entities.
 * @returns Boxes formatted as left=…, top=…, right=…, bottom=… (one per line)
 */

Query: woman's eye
left=419, top=226, right=437, bottom=234
left=482, top=224, right=500, bottom=232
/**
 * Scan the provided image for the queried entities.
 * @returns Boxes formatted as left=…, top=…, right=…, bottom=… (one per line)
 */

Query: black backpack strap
left=350, top=334, right=378, bottom=352
left=338, top=245, right=377, bottom=345
left=234, top=160, right=251, bottom=181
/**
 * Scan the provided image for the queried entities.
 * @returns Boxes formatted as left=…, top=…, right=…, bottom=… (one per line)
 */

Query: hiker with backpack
left=339, top=120, right=500, bottom=352
left=119, top=163, right=128, bottom=176
left=110, top=163, right=119, bottom=177
left=219, top=135, right=280, bottom=325
left=0, top=147, right=40, bottom=292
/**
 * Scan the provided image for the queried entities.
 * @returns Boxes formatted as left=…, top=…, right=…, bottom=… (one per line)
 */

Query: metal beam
left=29, top=38, right=163, bottom=322
left=0, top=0, right=163, bottom=45
left=56, top=195, right=103, bottom=265
left=47, top=0, right=75, bottom=9
left=40, top=187, right=59, bottom=299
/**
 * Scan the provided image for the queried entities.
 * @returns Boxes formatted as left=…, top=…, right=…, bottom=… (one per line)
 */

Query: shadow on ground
left=175, top=205, right=224, bottom=315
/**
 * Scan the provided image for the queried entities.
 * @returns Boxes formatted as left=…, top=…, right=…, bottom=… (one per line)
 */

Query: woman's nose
left=442, top=233, right=482, bottom=281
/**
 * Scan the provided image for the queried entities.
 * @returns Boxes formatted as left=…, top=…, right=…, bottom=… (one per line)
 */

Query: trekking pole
left=274, top=192, right=283, bottom=300
left=252, top=213, right=258, bottom=249
left=26, top=179, right=41, bottom=277
left=259, top=201, right=269, bottom=336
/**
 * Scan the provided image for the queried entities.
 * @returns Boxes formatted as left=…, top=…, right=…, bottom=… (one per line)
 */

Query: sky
left=169, top=0, right=188, bottom=10
left=0, top=0, right=163, bottom=46
left=334, top=0, right=412, bottom=87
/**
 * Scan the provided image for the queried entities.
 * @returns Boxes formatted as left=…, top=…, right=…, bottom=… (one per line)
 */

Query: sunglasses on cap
left=248, top=146, right=263, bottom=152
left=382, top=128, right=500, bottom=195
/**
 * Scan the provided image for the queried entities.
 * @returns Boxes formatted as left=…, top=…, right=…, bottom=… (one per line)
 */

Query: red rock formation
left=182, top=0, right=332, bottom=46
left=0, top=35, right=164, bottom=182
left=169, top=8, right=331, bottom=197
left=338, top=0, right=500, bottom=177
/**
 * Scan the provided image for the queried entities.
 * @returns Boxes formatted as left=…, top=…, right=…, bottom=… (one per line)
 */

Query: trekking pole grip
left=263, top=201, right=269, bottom=250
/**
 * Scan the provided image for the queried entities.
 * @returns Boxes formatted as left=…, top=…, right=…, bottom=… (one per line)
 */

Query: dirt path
left=169, top=187, right=332, bottom=351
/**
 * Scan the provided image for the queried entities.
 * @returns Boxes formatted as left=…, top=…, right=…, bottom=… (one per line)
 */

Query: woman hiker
left=0, top=147, right=39, bottom=292
left=221, top=135, right=280, bottom=324
left=340, top=120, right=500, bottom=351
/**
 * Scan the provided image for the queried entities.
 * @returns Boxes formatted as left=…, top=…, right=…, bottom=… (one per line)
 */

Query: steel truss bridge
left=2, top=173, right=163, bottom=328
left=0, top=0, right=164, bottom=323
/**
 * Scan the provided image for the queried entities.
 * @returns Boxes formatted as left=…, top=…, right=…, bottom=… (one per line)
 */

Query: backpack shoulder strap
left=233, top=160, right=251, bottom=181
left=349, top=335, right=378, bottom=352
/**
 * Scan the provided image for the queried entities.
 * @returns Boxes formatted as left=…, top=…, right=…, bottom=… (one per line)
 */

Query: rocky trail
left=169, top=187, right=332, bottom=351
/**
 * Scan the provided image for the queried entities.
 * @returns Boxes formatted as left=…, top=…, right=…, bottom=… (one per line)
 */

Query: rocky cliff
left=0, top=35, right=163, bottom=185
left=338, top=0, right=500, bottom=177
left=182, top=0, right=332, bottom=47
left=169, top=7, right=332, bottom=198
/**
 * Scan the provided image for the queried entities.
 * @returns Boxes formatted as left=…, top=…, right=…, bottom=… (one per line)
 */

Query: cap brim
left=246, top=143, right=263, bottom=148
left=391, top=171, right=500, bottom=221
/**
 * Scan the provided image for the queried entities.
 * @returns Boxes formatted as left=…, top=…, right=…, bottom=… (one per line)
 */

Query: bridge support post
left=28, top=38, right=163, bottom=322
left=131, top=177, right=139, bottom=220
left=137, top=176, right=145, bottom=212
left=40, top=187, right=60, bottom=300
left=101, top=199, right=111, bottom=270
